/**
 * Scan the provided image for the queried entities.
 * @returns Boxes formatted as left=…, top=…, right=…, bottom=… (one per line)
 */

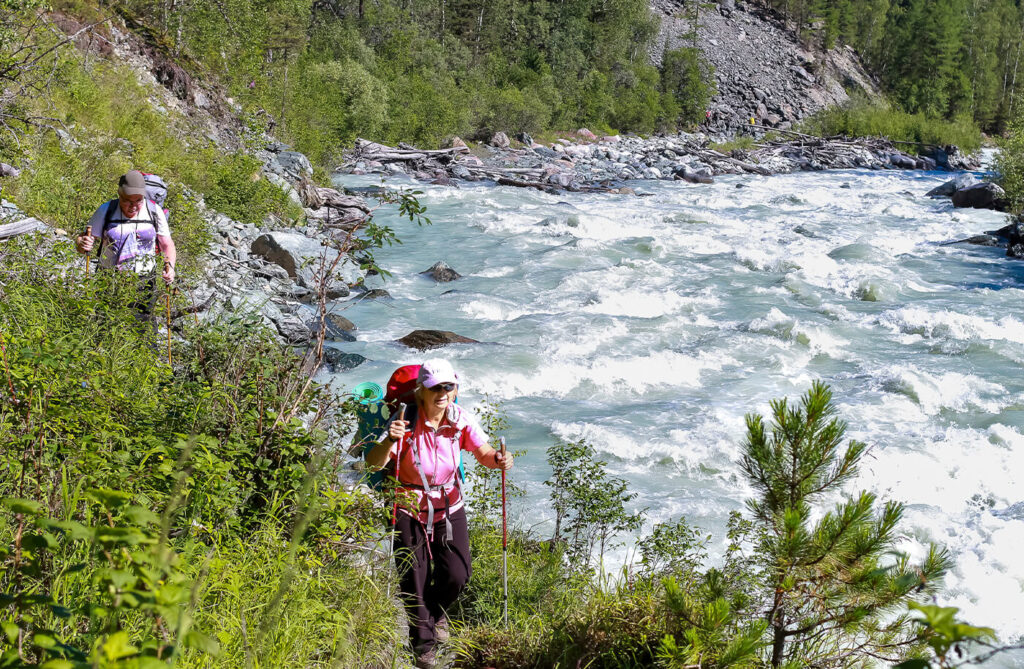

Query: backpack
left=355, top=364, right=465, bottom=491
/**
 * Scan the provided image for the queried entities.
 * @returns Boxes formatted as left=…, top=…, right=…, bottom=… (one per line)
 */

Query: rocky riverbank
left=340, top=130, right=980, bottom=194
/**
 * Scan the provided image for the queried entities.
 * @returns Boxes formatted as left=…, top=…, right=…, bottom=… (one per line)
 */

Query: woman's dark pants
left=393, top=507, right=471, bottom=656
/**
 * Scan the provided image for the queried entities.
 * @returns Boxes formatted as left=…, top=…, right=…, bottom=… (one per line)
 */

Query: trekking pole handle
left=499, top=436, right=506, bottom=457
left=395, top=402, right=406, bottom=422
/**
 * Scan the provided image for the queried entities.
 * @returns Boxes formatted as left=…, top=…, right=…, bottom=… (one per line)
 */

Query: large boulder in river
left=420, top=261, right=462, bottom=282
left=674, top=165, right=714, bottom=184
left=398, top=329, right=479, bottom=350
left=1006, top=221, right=1024, bottom=259
left=952, top=182, right=1006, bottom=210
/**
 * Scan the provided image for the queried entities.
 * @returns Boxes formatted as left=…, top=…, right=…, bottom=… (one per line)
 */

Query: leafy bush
left=202, top=152, right=300, bottom=226
left=0, top=236, right=395, bottom=666
left=660, top=47, right=716, bottom=129
left=995, top=105, right=1024, bottom=215
left=800, top=100, right=983, bottom=152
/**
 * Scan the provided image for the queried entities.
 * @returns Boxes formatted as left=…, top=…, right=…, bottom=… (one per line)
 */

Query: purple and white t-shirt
left=87, top=200, right=170, bottom=272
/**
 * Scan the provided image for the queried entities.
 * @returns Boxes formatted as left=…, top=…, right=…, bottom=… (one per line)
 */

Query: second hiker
left=364, top=358, right=514, bottom=668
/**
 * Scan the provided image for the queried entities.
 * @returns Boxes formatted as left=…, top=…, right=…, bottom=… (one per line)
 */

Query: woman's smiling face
left=424, top=383, right=456, bottom=412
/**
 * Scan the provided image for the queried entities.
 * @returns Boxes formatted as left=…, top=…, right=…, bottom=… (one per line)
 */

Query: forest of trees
left=766, top=0, right=1023, bottom=134
left=5, top=0, right=1007, bottom=164
left=104, top=0, right=713, bottom=162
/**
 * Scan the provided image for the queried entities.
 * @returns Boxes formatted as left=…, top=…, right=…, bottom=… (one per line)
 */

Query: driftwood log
left=0, top=218, right=46, bottom=241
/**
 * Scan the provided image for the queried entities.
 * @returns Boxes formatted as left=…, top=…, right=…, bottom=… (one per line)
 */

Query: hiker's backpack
left=141, top=173, right=168, bottom=209
left=355, top=364, right=465, bottom=490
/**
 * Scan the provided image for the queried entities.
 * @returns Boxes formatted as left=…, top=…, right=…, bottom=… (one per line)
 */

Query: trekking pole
left=82, top=227, right=91, bottom=278
left=165, top=290, right=172, bottom=366
left=386, top=402, right=407, bottom=599
left=500, top=436, right=509, bottom=628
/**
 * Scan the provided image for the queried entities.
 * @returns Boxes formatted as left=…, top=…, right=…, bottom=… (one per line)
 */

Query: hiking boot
left=415, top=647, right=437, bottom=669
left=434, top=615, right=450, bottom=643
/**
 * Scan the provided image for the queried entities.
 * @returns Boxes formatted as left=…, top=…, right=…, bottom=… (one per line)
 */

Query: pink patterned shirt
left=390, top=403, right=487, bottom=522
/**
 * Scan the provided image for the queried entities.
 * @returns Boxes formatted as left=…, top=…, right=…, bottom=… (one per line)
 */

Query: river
left=328, top=155, right=1024, bottom=663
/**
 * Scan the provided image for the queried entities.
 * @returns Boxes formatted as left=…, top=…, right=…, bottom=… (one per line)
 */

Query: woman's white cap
left=418, top=359, right=458, bottom=387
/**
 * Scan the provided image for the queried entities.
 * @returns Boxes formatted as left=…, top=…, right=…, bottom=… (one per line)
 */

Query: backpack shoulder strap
left=102, top=199, right=119, bottom=231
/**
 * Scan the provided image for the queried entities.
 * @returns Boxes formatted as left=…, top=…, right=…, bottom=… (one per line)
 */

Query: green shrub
left=995, top=104, right=1024, bottom=215
left=287, top=58, right=389, bottom=165
left=202, top=152, right=300, bottom=226
left=660, top=47, right=716, bottom=129
left=0, top=237, right=396, bottom=666
left=800, top=100, right=983, bottom=152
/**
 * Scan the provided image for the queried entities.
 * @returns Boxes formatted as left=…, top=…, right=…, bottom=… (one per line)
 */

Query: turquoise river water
left=327, top=155, right=1024, bottom=661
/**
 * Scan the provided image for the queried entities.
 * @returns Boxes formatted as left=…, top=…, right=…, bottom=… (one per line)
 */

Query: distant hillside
left=651, top=0, right=882, bottom=135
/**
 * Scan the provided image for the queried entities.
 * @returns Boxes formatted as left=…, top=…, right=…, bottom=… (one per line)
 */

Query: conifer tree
left=740, top=382, right=951, bottom=668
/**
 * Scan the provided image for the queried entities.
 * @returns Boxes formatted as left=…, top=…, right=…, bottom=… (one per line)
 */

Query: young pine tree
left=740, top=382, right=951, bottom=668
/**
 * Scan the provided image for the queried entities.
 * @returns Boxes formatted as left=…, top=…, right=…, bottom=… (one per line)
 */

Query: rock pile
left=339, top=131, right=979, bottom=194
left=650, top=0, right=882, bottom=135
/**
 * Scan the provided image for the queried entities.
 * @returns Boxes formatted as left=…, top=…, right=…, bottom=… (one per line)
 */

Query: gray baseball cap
left=118, top=170, right=147, bottom=197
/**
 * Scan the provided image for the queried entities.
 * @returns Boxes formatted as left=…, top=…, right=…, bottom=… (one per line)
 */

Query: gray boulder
left=420, top=261, right=462, bottom=282
left=275, top=151, right=313, bottom=181
left=1006, top=221, right=1024, bottom=259
left=308, top=316, right=357, bottom=342
left=675, top=165, right=714, bottom=184
left=251, top=231, right=357, bottom=299
left=490, top=132, right=511, bottom=149
left=324, top=349, right=367, bottom=372
left=952, top=182, right=1006, bottom=210
left=397, top=329, right=480, bottom=350
left=325, top=312, right=357, bottom=331
left=361, top=288, right=392, bottom=300
left=0, top=163, right=20, bottom=178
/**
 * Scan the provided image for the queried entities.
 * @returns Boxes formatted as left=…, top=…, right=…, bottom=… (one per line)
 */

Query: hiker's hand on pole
left=387, top=419, right=408, bottom=442
left=162, top=261, right=175, bottom=284
left=76, top=232, right=94, bottom=254
left=494, top=450, right=513, bottom=471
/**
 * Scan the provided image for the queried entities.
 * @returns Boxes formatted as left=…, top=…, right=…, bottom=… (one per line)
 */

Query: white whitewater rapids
left=328, top=155, right=1024, bottom=664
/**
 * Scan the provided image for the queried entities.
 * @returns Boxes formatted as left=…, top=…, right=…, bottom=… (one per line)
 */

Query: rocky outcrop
left=650, top=0, right=882, bottom=135
left=951, top=182, right=1007, bottom=211
left=927, top=174, right=1008, bottom=212
left=420, top=261, right=462, bottom=282
left=250, top=231, right=359, bottom=299
left=1006, top=221, right=1024, bottom=259
left=397, top=330, right=480, bottom=350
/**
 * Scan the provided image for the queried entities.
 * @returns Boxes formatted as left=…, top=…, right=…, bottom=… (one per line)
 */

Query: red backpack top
left=385, top=364, right=420, bottom=409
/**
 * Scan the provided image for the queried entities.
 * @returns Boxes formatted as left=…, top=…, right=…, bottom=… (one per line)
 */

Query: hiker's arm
left=77, top=206, right=105, bottom=253
left=157, top=235, right=176, bottom=283
left=472, top=444, right=513, bottom=471
left=366, top=419, right=406, bottom=469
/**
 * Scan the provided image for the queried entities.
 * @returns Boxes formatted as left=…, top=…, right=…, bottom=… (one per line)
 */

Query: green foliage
left=202, top=152, right=300, bottom=226
left=893, top=603, right=997, bottom=668
left=0, top=237, right=396, bottom=666
left=800, top=100, right=983, bottom=152
left=995, top=103, right=1024, bottom=214
left=287, top=58, right=389, bottom=166
left=740, top=381, right=952, bottom=668
left=1, top=493, right=216, bottom=666
left=544, top=439, right=644, bottom=573
left=1, top=50, right=297, bottom=252
left=660, top=47, right=716, bottom=129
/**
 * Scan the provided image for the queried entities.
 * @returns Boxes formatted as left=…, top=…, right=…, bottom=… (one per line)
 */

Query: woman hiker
left=75, top=170, right=177, bottom=322
left=364, top=359, right=514, bottom=668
